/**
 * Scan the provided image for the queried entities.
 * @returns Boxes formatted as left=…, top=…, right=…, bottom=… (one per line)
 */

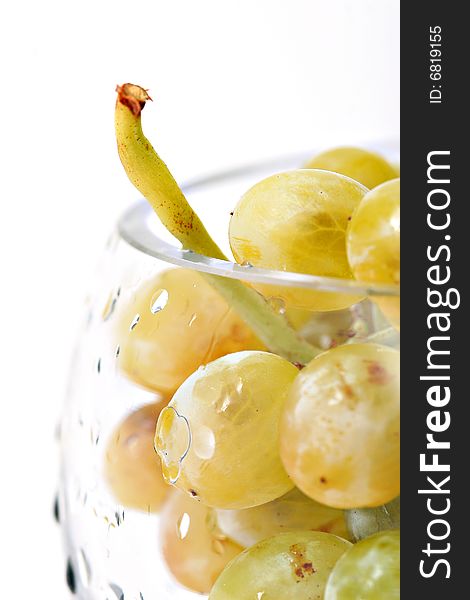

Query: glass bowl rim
left=118, top=159, right=400, bottom=298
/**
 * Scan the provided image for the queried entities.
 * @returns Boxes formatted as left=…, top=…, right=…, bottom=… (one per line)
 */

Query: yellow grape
left=347, top=178, right=400, bottom=326
left=304, top=146, right=397, bottom=189
left=155, top=351, right=297, bottom=509
left=114, top=268, right=262, bottom=394
left=280, top=343, right=400, bottom=508
left=216, top=487, right=350, bottom=547
left=159, top=490, right=242, bottom=594
left=105, top=400, right=170, bottom=511
left=209, top=531, right=351, bottom=600
left=229, top=169, right=367, bottom=311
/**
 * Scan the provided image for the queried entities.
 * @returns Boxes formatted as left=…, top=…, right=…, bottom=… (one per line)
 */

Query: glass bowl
left=57, top=150, right=399, bottom=599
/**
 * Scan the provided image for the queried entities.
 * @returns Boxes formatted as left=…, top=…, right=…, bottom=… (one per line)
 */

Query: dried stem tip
left=116, top=83, right=152, bottom=117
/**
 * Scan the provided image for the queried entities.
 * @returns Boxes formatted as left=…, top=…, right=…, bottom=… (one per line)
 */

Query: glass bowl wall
left=58, top=149, right=399, bottom=599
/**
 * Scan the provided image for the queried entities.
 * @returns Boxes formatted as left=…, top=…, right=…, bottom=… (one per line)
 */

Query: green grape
left=229, top=169, right=367, bottom=311
left=280, top=343, right=400, bottom=508
left=347, top=178, right=400, bottom=327
left=304, top=146, right=397, bottom=190
left=216, top=487, right=350, bottom=548
left=324, top=530, right=400, bottom=599
left=209, top=531, right=351, bottom=600
left=155, top=351, right=297, bottom=509
left=104, top=399, right=170, bottom=512
left=159, top=490, right=242, bottom=594
left=346, top=496, right=400, bottom=542
left=114, top=268, right=262, bottom=394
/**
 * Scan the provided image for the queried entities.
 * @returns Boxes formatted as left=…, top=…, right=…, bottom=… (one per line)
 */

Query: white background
left=0, top=1, right=399, bottom=596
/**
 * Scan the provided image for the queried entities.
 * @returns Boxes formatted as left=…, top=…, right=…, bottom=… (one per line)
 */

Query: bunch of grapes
left=111, top=85, right=400, bottom=599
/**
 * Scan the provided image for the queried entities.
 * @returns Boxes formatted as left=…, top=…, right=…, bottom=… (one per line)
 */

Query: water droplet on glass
left=177, top=512, right=191, bottom=540
left=212, top=539, right=225, bottom=556
left=53, top=494, right=60, bottom=523
left=102, top=293, right=118, bottom=322
left=76, top=549, right=91, bottom=588
left=66, top=558, right=76, bottom=594
left=150, top=289, right=169, bottom=314
left=129, top=314, right=140, bottom=331
left=188, top=313, right=197, bottom=327
left=108, top=583, right=125, bottom=600
left=115, top=345, right=120, bottom=358
left=241, top=260, right=253, bottom=268
left=97, top=358, right=101, bottom=374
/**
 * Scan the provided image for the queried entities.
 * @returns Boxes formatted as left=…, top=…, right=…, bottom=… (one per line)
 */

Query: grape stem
left=115, top=83, right=320, bottom=364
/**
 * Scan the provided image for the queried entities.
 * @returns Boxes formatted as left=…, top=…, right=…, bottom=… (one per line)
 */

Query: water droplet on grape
left=267, top=296, right=286, bottom=315
left=155, top=406, right=192, bottom=484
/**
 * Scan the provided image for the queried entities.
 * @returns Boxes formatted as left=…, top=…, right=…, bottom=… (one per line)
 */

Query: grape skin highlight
left=155, top=351, right=297, bottom=509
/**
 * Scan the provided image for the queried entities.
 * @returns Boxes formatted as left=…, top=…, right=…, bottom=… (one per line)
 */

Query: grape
left=114, top=268, right=262, bottom=394
left=216, top=487, right=350, bottom=547
left=159, top=490, right=242, bottom=594
left=286, top=305, right=361, bottom=350
left=346, top=496, right=400, bottom=542
left=347, top=178, right=400, bottom=326
left=280, top=343, right=400, bottom=508
left=324, top=530, right=400, bottom=599
left=104, top=400, right=170, bottom=511
left=229, top=170, right=367, bottom=311
left=304, top=146, right=397, bottom=190
left=155, top=351, right=297, bottom=509
left=209, top=531, right=351, bottom=600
